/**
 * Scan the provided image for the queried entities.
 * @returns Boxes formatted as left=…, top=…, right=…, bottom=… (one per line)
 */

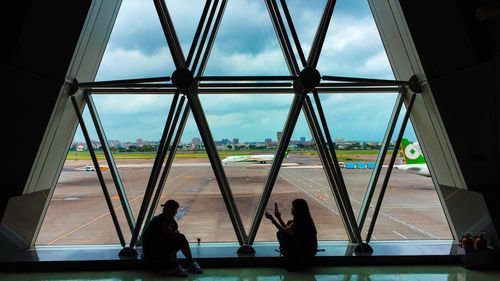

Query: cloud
left=96, top=48, right=175, bottom=81
left=92, top=95, right=172, bottom=115
left=83, top=0, right=412, bottom=143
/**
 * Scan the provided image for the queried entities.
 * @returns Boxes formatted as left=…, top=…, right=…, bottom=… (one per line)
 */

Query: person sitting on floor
left=142, top=199, right=202, bottom=277
left=265, top=198, right=318, bottom=271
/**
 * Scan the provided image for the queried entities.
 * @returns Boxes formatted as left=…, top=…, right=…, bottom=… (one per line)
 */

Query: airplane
left=85, top=165, right=95, bottom=171
left=394, top=138, right=430, bottom=177
left=84, top=165, right=108, bottom=171
left=222, top=148, right=290, bottom=164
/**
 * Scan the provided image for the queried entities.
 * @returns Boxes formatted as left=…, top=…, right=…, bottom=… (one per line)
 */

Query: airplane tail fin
left=400, top=138, right=426, bottom=164
left=285, top=147, right=291, bottom=158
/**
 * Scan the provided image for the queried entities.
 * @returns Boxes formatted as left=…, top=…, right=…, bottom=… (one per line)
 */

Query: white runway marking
left=281, top=169, right=441, bottom=240
left=48, top=169, right=194, bottom=245
left=392, top=231, right=407, bottom=239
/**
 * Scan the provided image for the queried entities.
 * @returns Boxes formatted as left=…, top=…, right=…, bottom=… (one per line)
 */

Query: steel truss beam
left=87, top=86, right=401, bottom=94
left=357, top=92, right=404, bottom=232
left=248, top=82, right=308, bottom=244
left=128, top=94, right=183, bottom=249
left=308, top=0, right=336, bottom=68
left=142, top=103, right=191, bottom=239
left=186, top=85, right=247, bottom=245
left=86, top=95, right=136, bottom=234
left=154, top=0, right=185, bottom=68
left=186, top=0, right=213, bottom=69
left=151, top=0, right=248, bottom=247
left=266, top=0, right=300, bottom=75
left=365, top=92, right=417, bottom=242
left=302, top=95, right=356, bottom=241
left=280, top=0, right=307, bottom=67
left=196, top=0, right=227, bottom=76
left=70, top=95, right=126, bottom=247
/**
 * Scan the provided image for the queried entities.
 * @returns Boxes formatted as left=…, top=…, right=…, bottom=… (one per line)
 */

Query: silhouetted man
left=142, top=199, right=202, bottom=277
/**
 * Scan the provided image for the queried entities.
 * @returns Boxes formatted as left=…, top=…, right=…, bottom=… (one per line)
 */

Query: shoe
left=186, top=260, right=203, bottom=274
left=169, top=264, right=188, bottom=277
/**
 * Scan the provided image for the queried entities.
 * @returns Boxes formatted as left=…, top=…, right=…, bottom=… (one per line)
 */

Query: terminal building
left=2, top=0, right=500, bottom=280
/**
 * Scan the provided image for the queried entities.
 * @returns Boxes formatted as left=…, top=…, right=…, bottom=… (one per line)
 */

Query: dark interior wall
left=399, top=0, right=500, bottom=233
left=1, top=1, right=92, bottom=218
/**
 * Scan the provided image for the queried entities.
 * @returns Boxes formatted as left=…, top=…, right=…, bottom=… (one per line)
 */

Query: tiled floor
left=2, top=266, right=500, bottom=281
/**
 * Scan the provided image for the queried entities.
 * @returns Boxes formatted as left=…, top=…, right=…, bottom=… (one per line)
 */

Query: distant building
left=221, top=138, right=230, bottom=145
left=300, top=136, right=306, bottom=143
left=76, top=144, right=84, bottom=151
left=277, top=131, right=283, bottom=144
left=233, top=138, right=239, bottom=145
left=192, top=137, right=201, bottom=146
left=265, top=138, right=272, bottom=146
left=136, top=138, right=144, bottom=147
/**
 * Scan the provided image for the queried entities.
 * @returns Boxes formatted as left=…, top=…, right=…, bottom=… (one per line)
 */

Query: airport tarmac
left=37, top=154, right=452, bottom=245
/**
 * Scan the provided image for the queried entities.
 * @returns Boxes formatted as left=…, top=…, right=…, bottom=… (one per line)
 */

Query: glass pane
left=255, top=111, right=349, bottom=241
left=95, top=0, right=176, bottom=81
left=369, top=117, right=453, bottom=240
left=317, top=0, right=393, bottom=79
left=203, top=0, right=290, bottom=76
left=282, top=0, right=327, bottom=61
left=155, top=112, right=237, bottom=243
left=37, top=110, right=121, bottom=245
left=89, top=94, right=176, bottom=241
left=167, top=0, right=206, bottom=56
left=317, top=92, right=398, bottom=218
left=199, top=93, right=293, bottom=233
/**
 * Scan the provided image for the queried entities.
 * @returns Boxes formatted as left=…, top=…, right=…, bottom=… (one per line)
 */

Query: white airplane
left=222, top=148, right=290, bottom=164
left=394, top=138, right=430, bottom=177
left=85, top=165, right=95, bottom=171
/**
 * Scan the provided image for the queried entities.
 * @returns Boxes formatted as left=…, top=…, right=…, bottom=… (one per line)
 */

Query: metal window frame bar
left=307, top=0, right=336, bottom=68
left=312, top=90, right=348, bottom=211
left=86, top=95, right=136, bottom=233
left=129, top=94, right=182, bottom=247
left=154, top=0, right=247, bottom=244
left=186, top=85, right=247, bottom=244
left=154, top=0, right=186, bottom=68
left=357, top=92, right=404, bottom=231
left=198, top=76, right=294, bottom=81
left=322, top=75, right=409, bottom=86
left=142, top=103, right=191, bottom=239
left=302, top=95, right=356, bottom=241
left=196, top=0, right=227, bottom=77
left=248, top=83, right=308, bottom=244
left=80, top=82, right=402, bottom=90
left=70, top=95, right=126, bottom=247
left=304, top=95, right=364, bottom=245
left=78, top=75, right=406, bottom=88
left=186, top=0, right=213, bottom=68
left=310, top=91, right=355, bottom=238
left=87, top=86, right=401, bottom=94
left=79, top=76, right=171, bottom=88
left=265, top=0, right=299, bottom=76
left=365, top=92, right=417, bottom=243
left=191, top=0, right=219, bottom=74
left=279, top=0, right=307, bottom=67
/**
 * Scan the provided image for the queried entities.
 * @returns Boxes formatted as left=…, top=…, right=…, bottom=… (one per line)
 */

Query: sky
left=75, top=0, right=417, bottom=144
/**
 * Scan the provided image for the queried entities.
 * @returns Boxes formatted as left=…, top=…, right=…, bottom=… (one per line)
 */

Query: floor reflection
left=1, top=266, right=499, bottom=281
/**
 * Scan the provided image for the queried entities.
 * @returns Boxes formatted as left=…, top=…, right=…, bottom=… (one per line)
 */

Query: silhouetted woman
left=265, top=198, right=318, bottom=271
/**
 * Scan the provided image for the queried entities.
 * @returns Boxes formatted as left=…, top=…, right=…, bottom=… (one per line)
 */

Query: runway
left=38, top=155, right=452, bottom=245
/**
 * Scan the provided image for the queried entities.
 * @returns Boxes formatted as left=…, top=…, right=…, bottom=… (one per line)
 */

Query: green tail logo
left=400, top=138, right=426, bottom=164
left=285, top=147, right=291, bottom=158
